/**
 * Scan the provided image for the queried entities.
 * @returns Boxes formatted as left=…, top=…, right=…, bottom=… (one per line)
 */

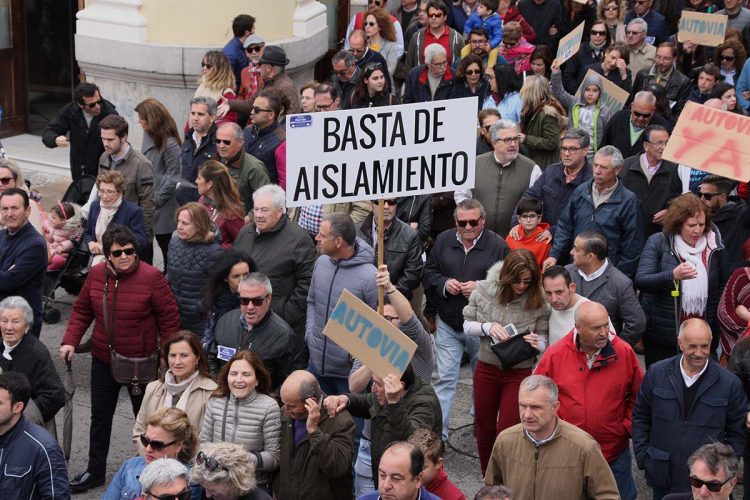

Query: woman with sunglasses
left=83, top=170, right=147, bottom=266
left=636, top=193, right=728, bottom=368
left=135, top=98, right=181, bottom=271
left=714, top=38, right=746, bottom=86
left=104, top=407, right=200, bottom=500
left=196, top=161, right=245, bottom=249
left=194, top=51, right=237, bottom=128
left=462, top=248, right=550, bottom=474
left=192, top=442, right=271, bottom=500
left=199, top=351, right=281, bottom=492
left=364, top=7, right=399, bottom=79
left=598, top=0, right=627, bottom=42
left=62, top=224, right=181, bottom=493
left=167, top=203, right=221, bottom=334
left=133, top=333, right=217, bottom=454
left=450, top=54, right=490, bottom=111
left=349, top=63, right=398, bottom=108
left=0, top=159, right=43, bottom=234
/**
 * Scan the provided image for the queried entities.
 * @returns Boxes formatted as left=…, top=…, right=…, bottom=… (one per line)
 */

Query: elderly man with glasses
left=624, top=0, right=667, bottom=45
left=625, top=18, right=656, bottom=82
left=601, top=90, right=671, bottom=159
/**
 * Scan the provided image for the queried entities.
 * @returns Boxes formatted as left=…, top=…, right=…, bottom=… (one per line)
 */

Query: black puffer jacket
left=167, top=236, right=221, bottom=334
left=712, top=197, right=750, bottom=270
left=396, top=194, right=432, bottom=242
left=635, top=229, right=729, bottom=347
left=0, top=334, right=65, bottom=422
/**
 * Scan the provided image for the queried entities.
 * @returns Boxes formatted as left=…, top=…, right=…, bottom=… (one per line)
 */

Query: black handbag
left=490, top=334, right=539, bottom=371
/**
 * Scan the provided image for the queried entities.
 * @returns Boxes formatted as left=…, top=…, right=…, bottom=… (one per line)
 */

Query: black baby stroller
left=42, top=175, right=97, bottom=324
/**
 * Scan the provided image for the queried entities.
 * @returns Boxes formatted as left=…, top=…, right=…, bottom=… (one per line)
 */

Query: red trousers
left=473, top=361, right=531, bottom=474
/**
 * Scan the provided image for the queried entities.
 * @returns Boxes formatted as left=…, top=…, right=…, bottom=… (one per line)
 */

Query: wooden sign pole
left=377, top=199, right=385, bottom=315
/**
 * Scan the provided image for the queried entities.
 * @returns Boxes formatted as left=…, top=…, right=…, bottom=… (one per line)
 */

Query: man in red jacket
left=534, top=301, right=643, bottom=500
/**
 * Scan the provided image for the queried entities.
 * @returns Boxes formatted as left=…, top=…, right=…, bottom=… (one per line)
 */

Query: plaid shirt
left=298, top=205, right=324, bottom=236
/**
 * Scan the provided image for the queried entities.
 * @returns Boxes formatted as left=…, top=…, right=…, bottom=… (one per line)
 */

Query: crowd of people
left=1, top=0, right=750, bottom=499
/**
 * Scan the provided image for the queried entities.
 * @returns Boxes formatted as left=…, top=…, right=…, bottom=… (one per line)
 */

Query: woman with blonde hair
left=135, top=97, right=181, bottom=270
left=196, top=161, right=245, bottom=248
left=167, top=203, right=221, bottom=334
left=519, top=75, right=567, bottom=168
left=598, top=0, right=627, bottom=42
left=364, top=7, right=399, bottom=78
left=191, top=441, right=271, bottom=500
left=463, top=248, right=550, bottom=473
left=195, top=51, right=237, bottom=127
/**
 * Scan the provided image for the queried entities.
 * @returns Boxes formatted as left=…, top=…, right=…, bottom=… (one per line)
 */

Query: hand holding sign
left=384, top=374, right=404, bottom=405
left=678, top=11, right=727, bottom=47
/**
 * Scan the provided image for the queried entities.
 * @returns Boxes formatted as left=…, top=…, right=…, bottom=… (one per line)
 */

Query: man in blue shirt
left=222, top=14, right=256, bottom=88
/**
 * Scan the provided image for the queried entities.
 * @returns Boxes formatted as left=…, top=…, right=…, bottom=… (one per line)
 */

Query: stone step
left=1, top=134, right=72, bottom=180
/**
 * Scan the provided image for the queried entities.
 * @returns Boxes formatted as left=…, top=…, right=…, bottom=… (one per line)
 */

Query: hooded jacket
left=551, top=70, right=612, bottom=149
left=306, top=238, right=379, bottom=379
left=522, top=103, right=567, bottom=169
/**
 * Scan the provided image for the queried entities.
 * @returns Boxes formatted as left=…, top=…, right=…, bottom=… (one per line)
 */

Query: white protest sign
left=285, top=98, right=477, bottom=207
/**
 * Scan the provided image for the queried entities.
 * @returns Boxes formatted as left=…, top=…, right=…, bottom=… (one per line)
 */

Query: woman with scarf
left=636, top=193, right=729, bottom=368
left=84, top=170, right=147, bottom=266
left=482, top=63, right=523, bottom=123
left=132, top=333, right=217, bottom=453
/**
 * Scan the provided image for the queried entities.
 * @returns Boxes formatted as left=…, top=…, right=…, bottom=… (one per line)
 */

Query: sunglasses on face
left=196, top=451, right=230, bottom=472
left=252, top=106, right=272, bottom=114
left=626, top=30, right=643, bottom=36
left=84, top=100, right=103, bottom=109
left=561, top=146, right=582, bottom=153
left=364, top=21, right=378, bottom=27
left=246, top=45, right=263, bottom=53
left=146, top=489, right=191, bottom=500
left=374, top=199, right=397, bottom=206
left=699, top=191, right=724, bottom=200
left=201, top=62, right=212, bottom=69
left=139, top=434, right=178, bottom=451
left=632, top=111, right=652, bottom=118
left=110, top=248, right=137, bottom=258
left=428, top=12, right=443, bottom=19
left=465, top=69, right=481, bottom=75
left=369, top=0, right=383, bottom=5
left=216, top=139, right=233, bottom=146
left=456, top=219, right=480, bottom=228
left=604, top=5, right=618, bottom=10
left=590, top=30, right=607, bottom=36
left=512, top=278, right=533, bottom=285
left=0, top=176, right=15, bottom=185
left=720, top=55, right=736, bottom=61
left=689, top=475, right=732, bottom=493
left=240, top=295, right=268, bottom=307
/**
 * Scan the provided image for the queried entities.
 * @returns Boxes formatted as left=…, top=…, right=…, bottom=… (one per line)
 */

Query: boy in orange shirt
left=505, top=198, right=551, bottom=269
left=408, top=429, right=466, bottom=500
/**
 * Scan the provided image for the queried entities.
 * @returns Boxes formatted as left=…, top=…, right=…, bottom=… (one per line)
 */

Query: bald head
left=574, top=301, right=609, bottom=327
left=574, top=301, right=611, bottom=354
left=280, top=370, right=322, bottom=419
left=678, top=318, right=712, bottom=344
left=704, top=98, right=728, bottom=111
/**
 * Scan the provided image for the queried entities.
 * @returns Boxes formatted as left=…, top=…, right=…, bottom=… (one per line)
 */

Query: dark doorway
left=0, top=0, right=28, bottom=137
left=25, top=0, right=79, bottom=135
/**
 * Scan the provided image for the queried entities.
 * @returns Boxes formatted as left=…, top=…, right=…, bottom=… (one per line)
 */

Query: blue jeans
left=609, top=446, right=637, bottom=500
left=434, top=317, right=479, bottom=440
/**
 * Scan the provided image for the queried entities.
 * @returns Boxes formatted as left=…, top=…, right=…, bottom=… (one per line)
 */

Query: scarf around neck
left=674, top=234, right=710, bottom=315
left=163, top=369, right=201, bottom=411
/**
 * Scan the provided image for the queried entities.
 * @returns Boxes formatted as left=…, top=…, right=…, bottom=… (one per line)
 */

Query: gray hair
left=633, top=90, right=657, bottom=106
left=424, top=43, right=447, bottom=64
left=627, top=17, right=648, bottom=34
left=561, top=128, right=590, bottom=148
left=217, top=122, right=243, bottom=140
left=454, top=199, right=486, bottom=219
left=489, top=119, right=519, bottom=142
left=139, top=458, right=189, bottom=494
left=299, top=378, right=323, bottom=401
left=519, top=375, right=558, bottom=404
left=678, top=318, right=712, bottom=340
left=239, top=272, right=273, bottom=296
left=688, top=442, right=740, bottom=480
left=474, top=485, right=513, bottom=500
left=252, top=184, right=287, bottom=213
left=332, top=49, right=356, bottom=68
left=191, top=442, right=256, bottom=496
left=190, top=96, right=218, bottom=116
left=595, top=145, right=624, bottom=169
left=0, top=296, right=33, bottom=326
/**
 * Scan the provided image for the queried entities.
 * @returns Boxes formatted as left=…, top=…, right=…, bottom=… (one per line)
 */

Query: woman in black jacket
left=349, top=63, right=399, bottom=109
left=635, top=193, right=729, bottom=367
left=449, top=54, right=489, bottom=111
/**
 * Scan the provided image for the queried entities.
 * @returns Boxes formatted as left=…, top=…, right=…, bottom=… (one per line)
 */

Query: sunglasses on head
left=0, top=176, right=15, bottom=185
left=110, top=248, right=137, bottom=258
left=456, top=219, right=480, bottom=228
left=146, top=489, right=191, bottom=500
left=84, top=100, right=103, bottom=109
left=197, top=451, right=230, bottom=472
left=689, top=475, right=732, bottom=493
left=240, top=295, right=267, bottom=307
left=139, top=434, right=178, bottom=451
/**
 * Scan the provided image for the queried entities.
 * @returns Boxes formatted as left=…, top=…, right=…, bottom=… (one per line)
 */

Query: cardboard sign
left=285, top=98, right=477, bottom=208
left=662, top=101, right=750, bottom=183
left=555, top=22, right=585, bottom=65
left=323, top=290, right=417, bottom=379
left=677, top=11, right=728, bottom=47
left=575, top=69, right=630, bottom=113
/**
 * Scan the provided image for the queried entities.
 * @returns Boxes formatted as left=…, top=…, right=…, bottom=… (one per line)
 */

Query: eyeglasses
left=519, top=214, right=539, bottom=221
left=0, top=176, right=15, bottom=185
left=110, top=248, right=137, bottom=258
left=139, top=434, right=178, bottom=450
left=430, top=60, right=448, bottom=68
left=561, top=146, right=583, bottom=153
left=604, top=5, right=618, bottom=10
left=496, top=136, right=521, bottom=145
left=632, top=111, right=652, bottom=118
left=373, top=199, right=397, bottom=206
left=315, top=102, right=336, bottom=111
left=384, top=315, right=398, bottom=322
left=246, top=45, right=263, bottom=53
left=364, top=21, right=378, bottom=27
left=465, top=69, right=481, bottom=76
left=688, top=475, right=733, bottom=493
left=625, top=30, right=643, bottom=36
left=196, top=451, right=230, bottom=472
left=84, top=100, right=103, bottom=109
left=200, top=62, right=212, bottom=69
left=428, top=12, right=444, bottom=19
left=590, top=30, right=607, bottom=36
left=512, top=278, right=533, bottom=285
left=216, top=139, right=233, bottom=146
left=240, top=294, right=268, bottom=307
left=456, top=219, right=480, bottom=228
left=145, top=489, right=191, bottom=500
left=699, top=191, right=725, bottom=200
left=469, top=39, right=486, bottom=46
left=720, top=55, right=736, bottom=61
left=99, top=189, right=119, bottom=196
left=349, top=47, right=366, bottom=55
left=252, top=106, right=273, bottom=114
left=646, top=140, right=667, bottom=147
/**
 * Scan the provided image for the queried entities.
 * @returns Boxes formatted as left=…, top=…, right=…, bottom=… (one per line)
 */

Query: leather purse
left=103, top=271, right=158, bottom=396
left=490, top=333, right=538, bottom=371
